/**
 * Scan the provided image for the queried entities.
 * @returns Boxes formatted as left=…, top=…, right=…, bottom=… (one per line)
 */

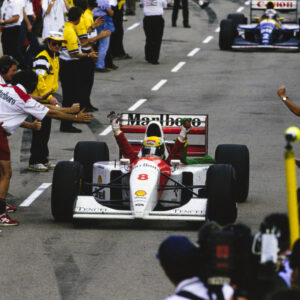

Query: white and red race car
left=51, top=113, right=249, bottom=226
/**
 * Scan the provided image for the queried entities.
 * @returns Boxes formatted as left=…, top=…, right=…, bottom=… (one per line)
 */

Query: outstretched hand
left=32, top=119, right=42, bottom=131
left=70, top=103, right=80, bottom=113
left=107, top=111, right=121, bottom=132
left=277, top=86, right=286, bottom=99
left=77, top=108, right=93, bottom=123
left=181, top=118, right=192, bottom=130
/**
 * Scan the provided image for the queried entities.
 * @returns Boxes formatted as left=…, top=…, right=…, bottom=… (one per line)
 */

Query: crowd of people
left=157, top=213, right=300, bottom=300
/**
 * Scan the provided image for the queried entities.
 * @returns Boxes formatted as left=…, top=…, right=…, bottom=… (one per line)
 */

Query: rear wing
left=120, top=113, right=208, bottom=158
left=250, top=0, right=298, bottom=22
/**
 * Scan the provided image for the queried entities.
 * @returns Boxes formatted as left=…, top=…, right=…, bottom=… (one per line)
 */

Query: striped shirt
left=31, top=49, right=59, bottom=102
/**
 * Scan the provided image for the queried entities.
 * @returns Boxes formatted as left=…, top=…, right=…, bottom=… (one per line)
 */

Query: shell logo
left=135, top=190, right=147, bottom=196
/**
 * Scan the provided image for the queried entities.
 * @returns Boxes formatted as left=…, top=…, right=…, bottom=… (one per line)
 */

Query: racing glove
left=179, top=118, right=191, bottom=141
left=107, top=111, right=121, bottom=134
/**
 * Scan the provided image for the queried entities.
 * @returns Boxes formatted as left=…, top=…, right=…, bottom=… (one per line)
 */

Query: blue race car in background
left=219, top=0, right=300, bottom=50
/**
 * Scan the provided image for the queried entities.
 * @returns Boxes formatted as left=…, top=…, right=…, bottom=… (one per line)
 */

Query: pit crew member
left=108, top=112, right=191, bottom=164
left=0, top=70, right=93, bottom=226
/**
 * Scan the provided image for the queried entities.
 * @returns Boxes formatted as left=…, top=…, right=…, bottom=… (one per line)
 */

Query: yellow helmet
left=142, top=136, right=166, bottom=158
left=266, top=1, right=275, bottom=9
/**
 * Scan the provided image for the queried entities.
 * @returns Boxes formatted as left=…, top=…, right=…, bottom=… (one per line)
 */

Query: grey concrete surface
left=1, top=0, right=299, bottom=299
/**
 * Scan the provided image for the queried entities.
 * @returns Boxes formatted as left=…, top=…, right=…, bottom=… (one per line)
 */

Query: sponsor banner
left=251, top=0, right=297, bottom=10
left=121, top=113, right=207, bottom=127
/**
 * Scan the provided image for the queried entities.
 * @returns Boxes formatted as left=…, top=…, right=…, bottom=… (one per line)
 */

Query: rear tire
left=219, top=19, right=235, bottom=50
left=74, top=141, right=109, bottom=194
left=51, top=161, right=83, bottom=222
left=215, top=144, right=249, bottom=203
left=206, top=164, right=237, bottom=226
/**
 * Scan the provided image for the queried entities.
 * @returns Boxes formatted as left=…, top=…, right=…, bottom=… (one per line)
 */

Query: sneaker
left=44, top=162, right=56, bottom=170
left=6, top=203, right=17, bottom=213
left=0, top=214, right=19, bottom=226
left=28, top=163, right=48, bottom=172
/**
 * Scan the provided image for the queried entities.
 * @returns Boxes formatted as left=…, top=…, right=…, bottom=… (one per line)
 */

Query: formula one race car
left=219, top=0, right=300, bottom=50
left=51, top=113, right=249, bottom=226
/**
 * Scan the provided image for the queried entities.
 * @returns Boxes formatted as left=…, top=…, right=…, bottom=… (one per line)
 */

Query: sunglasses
left=51, top=41, right=62, bottom=47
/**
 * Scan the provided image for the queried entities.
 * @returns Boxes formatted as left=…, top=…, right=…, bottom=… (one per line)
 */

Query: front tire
left=206, top=164, right=237, bottom=226
left=219, top=19, right=235, bottom=50
left=51, top=161, right=83, bottom=222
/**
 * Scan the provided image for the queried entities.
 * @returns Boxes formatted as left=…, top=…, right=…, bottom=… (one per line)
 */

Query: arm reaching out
left=277, top=86, right=300, bottom=116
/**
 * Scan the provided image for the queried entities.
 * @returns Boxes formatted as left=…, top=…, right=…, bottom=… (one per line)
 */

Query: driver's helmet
left=141, top=136, right=166, bottom=159
left=266, top=1, right=275, bottom=9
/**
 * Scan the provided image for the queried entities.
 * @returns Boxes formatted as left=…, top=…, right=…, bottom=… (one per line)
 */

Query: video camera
left=197, top=221, right=283, bottom=300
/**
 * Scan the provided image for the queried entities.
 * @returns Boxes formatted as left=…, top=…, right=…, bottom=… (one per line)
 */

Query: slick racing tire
left=215, top=144, right=249, bottom=203
left=74, top=141, right=109, bottom=195
left=51, top=161, right=83, bottom=222
left=227, top=13, right=247, bottom=28
left=219, top=19, right=235, bottom=50
left=206, top=164, right=237, bottom=226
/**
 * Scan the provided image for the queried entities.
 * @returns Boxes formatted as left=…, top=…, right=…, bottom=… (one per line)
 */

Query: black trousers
left=29, top=116, right=51, bottom=165
left=1, top=26, right=21, bottom=62
left=143, top=15, right=164, bottom=63
left=78, top=56, right=95, bottom=108
left=172, top=0, right=189, bottom=26
left=110, top=6, right=126, bottom=58
left=59, top=59, right=81, bottom=129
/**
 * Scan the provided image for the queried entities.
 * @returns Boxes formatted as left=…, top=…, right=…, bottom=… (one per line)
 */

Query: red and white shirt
left=0, top=83, right=49, bottom=135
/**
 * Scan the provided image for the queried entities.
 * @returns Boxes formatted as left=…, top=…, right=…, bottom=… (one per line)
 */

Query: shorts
left=0, top=126, right=10, bottom=161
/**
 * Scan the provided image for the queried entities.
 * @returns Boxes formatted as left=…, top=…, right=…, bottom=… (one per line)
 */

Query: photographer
left=260, top=213, right=291, bottom=287
left=197, top=219, right=288, bottom=300
left=156, top=235, right=233, bottom=300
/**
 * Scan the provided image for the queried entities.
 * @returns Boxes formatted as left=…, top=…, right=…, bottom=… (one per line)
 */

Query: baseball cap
left=43, top=31, right=67, bottom=43
left=156, top=235, right=198, bottom=267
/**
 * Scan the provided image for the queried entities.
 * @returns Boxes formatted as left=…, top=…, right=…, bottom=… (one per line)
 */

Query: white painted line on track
left=128, top=99, right=147, bottom=111
left=99, top=126, right=112, bottom=136
left=151, top=79, right=167, bottom=91
left=215, top=27, right=220, bottom=33
left=171, top=61, right=186, bottom=73
left=203, top=36, right=213, bottom=43
left=20, top=183, right=52, bottom=207
left=187, top=48, right=200, bottom=57
left=127, top=22, right=140, bottom=30
left=237, top=6, right=244, bottom=12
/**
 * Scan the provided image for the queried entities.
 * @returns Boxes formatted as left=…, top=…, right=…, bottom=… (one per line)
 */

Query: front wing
left=232, top=37, right=300, bottom=49
left=73, top=196, right=207, bottom=221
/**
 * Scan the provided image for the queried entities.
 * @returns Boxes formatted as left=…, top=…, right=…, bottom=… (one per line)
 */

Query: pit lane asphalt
left=2, top=0, right=299, bottom=299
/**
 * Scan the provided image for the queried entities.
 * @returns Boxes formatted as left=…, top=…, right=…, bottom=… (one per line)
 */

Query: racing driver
left=261, top=1, right=281, bottom=27
left=108, top=112, right=191, bottom=164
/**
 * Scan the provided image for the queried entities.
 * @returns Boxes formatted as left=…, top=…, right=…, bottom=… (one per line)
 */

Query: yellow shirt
left=59, top=21, right=80, bottom=60
left=74, top=15, right=88, bottom=39
left=83, top=8, right=94, bottom=30
left=31, top=49, right=59, bottom=102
